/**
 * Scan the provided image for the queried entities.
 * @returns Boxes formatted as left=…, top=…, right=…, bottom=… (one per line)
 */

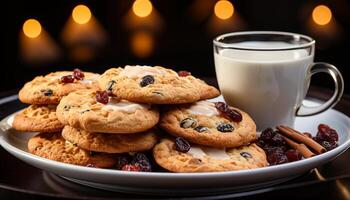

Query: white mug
left=213, top=31, right=344, bottom=131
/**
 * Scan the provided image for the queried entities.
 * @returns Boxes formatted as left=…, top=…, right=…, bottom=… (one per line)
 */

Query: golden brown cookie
left=62, top=126, right=158, bottom=153
left=153, top=138, right=268, bottom=172
left=160, top=101, right=257, bottom=148
left=98, top=66, right=220, bottom=104
left=28, top=132, right=116, bottom=168
left=12, top=105, right=63, bottom=132
left=19, top=70, right=100, bottom=105
left=56, top=89, right=159, bottom=133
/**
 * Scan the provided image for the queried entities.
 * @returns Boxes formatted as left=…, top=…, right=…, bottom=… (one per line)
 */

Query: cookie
left=56, top=89, right=159, bottom=133
left=12, top=105, right=63, bottom=132
left=98, top=65, right=220, bottom=104
left=19, top=70, right=100, bottom=105
left=28, top=132, right=116, bottom=168
left=160, top=101, right=257, bottom=148
left=153, top=138, right=267, bottom=172
left=62, top=126, right=158, bottom=153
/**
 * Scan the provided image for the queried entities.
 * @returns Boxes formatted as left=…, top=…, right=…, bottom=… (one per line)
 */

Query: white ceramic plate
left=1, top=98, right=350, bottom=196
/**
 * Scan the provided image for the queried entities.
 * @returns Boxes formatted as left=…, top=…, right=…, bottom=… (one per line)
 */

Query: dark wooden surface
left=0, top=85, right=349, bottom=200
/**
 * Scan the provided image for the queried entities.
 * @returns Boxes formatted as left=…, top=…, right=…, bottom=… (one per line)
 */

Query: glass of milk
left=213, top=31, right=344, bottom=131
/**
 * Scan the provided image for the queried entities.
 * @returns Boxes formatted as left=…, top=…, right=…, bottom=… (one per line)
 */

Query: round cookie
left=98, top=65, right=220, bottom=104
left=153, top=138, right=267, bottom=172
left=62, top=126, right=158, bottom=153
left=160, top=101, right=257, bottom=148
left=28, top=132, right=116, bottom=168
left=56, top=89, right=159, bottom=133
left=19, top=70, right=100, bottom=105
left=12, top=105, right=63, bottom=132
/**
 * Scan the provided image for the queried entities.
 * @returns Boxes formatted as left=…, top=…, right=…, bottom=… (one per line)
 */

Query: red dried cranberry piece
left=73, top=68, right=85, bottom=80
left=285, top=149, right=302, bottom=162
left=61, top=75, right=75, bottom=83
left=96, top=91, right=109, bottom=104
left=214, top=102, right=242, bottom=122
left=131, top=153, right=152, bottom=172
left=267, top=149, right=288, bottom=165
left=122, top=164, right=141, bottom=171
left=316, top=124, right=339, bottom=142
left=259, top=128, right=275, bottom=143
left=116, top=154, right=131, bottom=170
left=175, top=137, right=191, bottom=153
left=177, top=70, right=191, bottom=77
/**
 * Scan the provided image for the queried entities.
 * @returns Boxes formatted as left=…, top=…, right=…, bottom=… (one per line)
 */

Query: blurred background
left=3, top=0, right=350, bottom=93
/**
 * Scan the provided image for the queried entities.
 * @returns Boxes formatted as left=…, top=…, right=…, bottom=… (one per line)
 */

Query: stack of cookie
left=15, top=65, right=268, bottom=172
left=13, top=69, right=118, bottom=168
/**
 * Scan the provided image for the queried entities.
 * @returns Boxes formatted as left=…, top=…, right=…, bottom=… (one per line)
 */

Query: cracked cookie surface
left=19, top=71, right=100, bottom=105
left=12, top=105, right=63, bottom=132
left=62, top=126, right=158, bottom=153
left=153, top=138, right=267, bottom=172
left=98, top=66, right=220, bottom=104
left=28, top=132, right=116, bottom=168
left=160, top=101, right=257, bottom=148
left=56, top=89, right=159, bottom=133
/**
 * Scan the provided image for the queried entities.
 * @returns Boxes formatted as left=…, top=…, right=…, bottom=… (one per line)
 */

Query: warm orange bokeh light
left=214, top=0, right=234, bottom=20
left=132, top=0, right=153, bottom=18
left=312, top=5, right=332, bottom=26
left=23, top=19, right=42, bottom=38
left=131, top=32, right=153, bottom=58
left=72, top=5, right=92, bottom=24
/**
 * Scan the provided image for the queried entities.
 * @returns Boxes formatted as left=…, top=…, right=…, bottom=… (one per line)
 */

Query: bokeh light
left=131, top=31, right=154, bottom=58
left=23, top=19, right=42, bottom=38
left=312, top=5, right=332, bottom=26
left=133, top=0, right=153, bottom=18
left=214, top=0, right=234, bottom=20
left=72, top=5, right=92, bottom=24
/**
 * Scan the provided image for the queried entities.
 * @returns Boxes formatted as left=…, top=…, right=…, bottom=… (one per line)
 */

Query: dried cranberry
left=61, top=75, right=75, bottom=83
left=177, top=70, right=191, bottom=77
left=320, top=140, right=338, bottom=151
left=73, top=68, right=85, bottom=80
left=270, top=133, right=286, bottom=146
left=122, top=164, right=141, bottom=171
left=96, top=91, right=109, bottom=104
left=267, top=149, right=288, bottom=165
left=116, top=154, right=131, bottom=170
left=316, top=124, right=339, bottom=143
left=131, top=153, right=152, bottom=172
left=175, top=137, right=191, bottom=153
left=285, top=149, right=302, bottom=162
left=259, top=128, right=275, bottom=144
left=214, top=102, right=242, bottom=122
left=140, top=75, right=155, bottom=87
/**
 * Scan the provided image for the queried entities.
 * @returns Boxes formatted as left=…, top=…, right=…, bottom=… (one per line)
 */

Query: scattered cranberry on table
left=258, top=124, right=339, bottom=166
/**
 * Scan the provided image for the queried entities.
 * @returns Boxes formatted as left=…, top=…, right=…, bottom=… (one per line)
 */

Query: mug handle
left=296, top=62, right=344, bottom=117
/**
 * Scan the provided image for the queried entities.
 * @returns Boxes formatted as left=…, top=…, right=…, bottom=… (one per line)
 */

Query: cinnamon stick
left=282, top=136, right=316, bottom=158
left=276, top=125, right=326, bottom=154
